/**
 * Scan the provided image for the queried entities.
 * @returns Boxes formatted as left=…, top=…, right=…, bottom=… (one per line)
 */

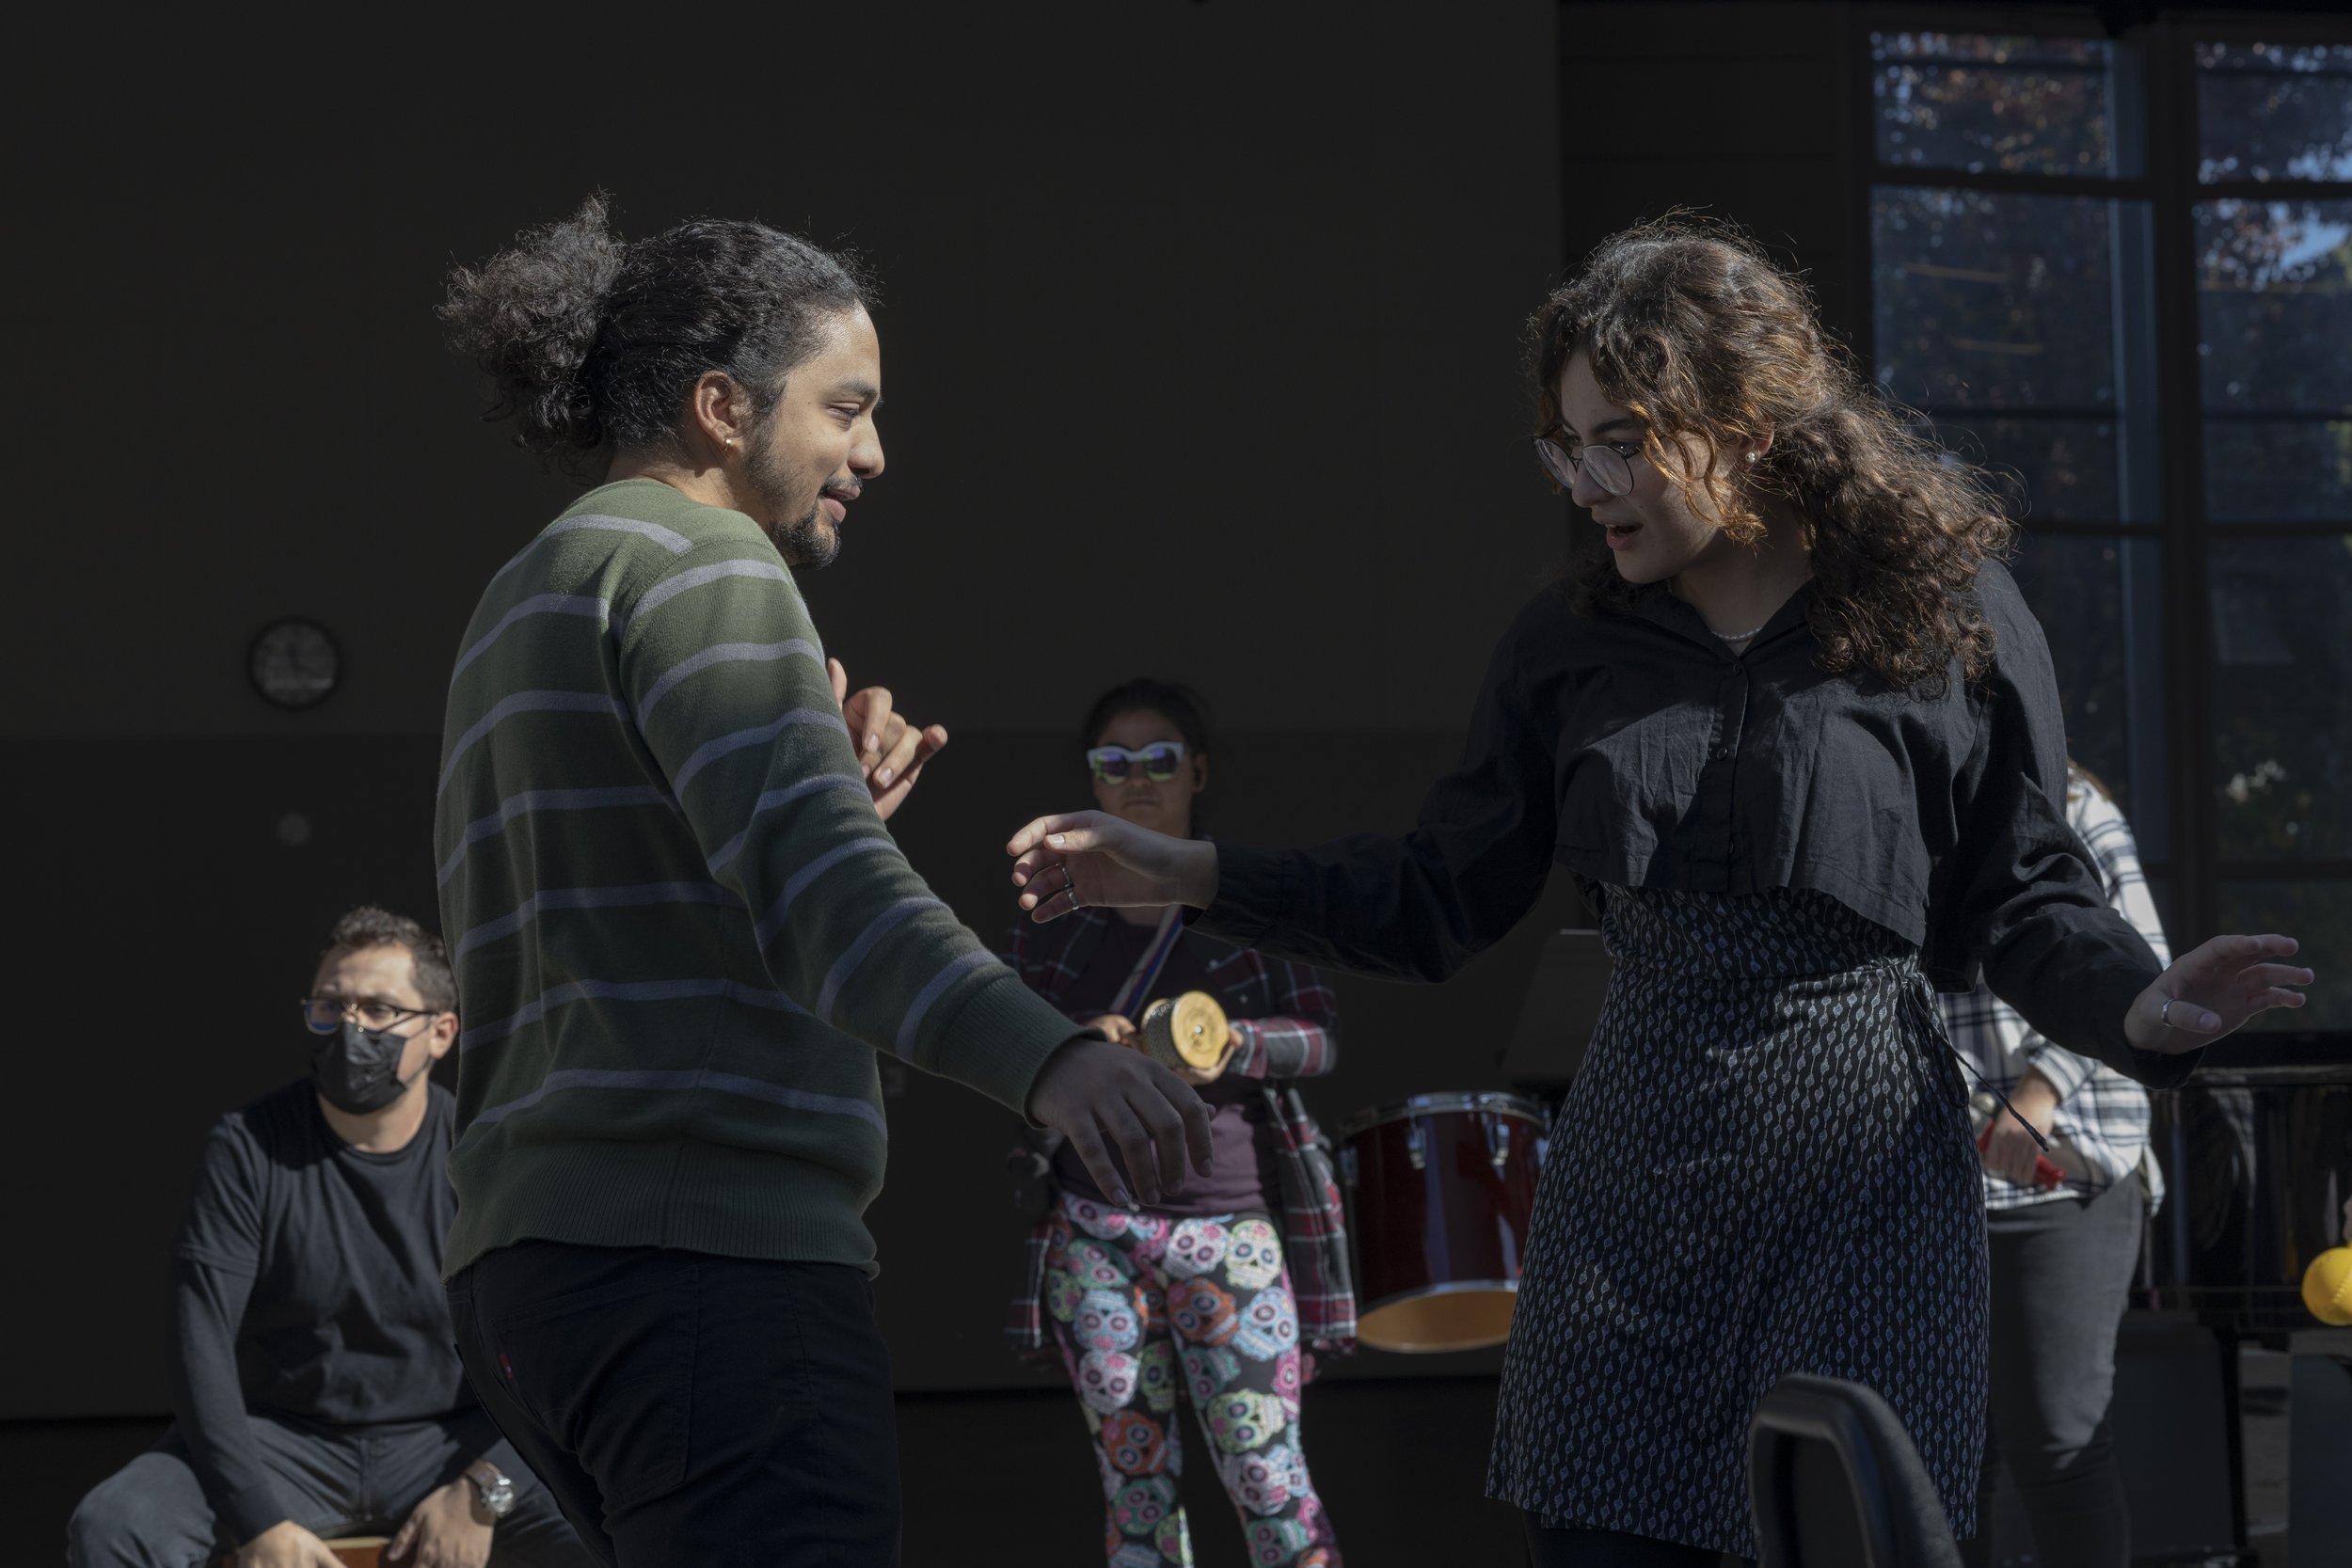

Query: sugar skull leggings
left=1041, top=1192, right=1342, bottom=1568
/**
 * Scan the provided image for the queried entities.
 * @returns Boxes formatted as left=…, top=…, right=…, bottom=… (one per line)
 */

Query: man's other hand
left=385, top=1478, right=495, bottom=1568
left=830, top=657, right=949, bottom=821
left=1027, top=1036, right=1215, bottom=1206
left=231, top=1521, right=342, bottom=1567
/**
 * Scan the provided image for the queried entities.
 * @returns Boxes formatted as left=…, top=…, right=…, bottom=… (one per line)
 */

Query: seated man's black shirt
left=170, top=1080, right=510, bottom=1541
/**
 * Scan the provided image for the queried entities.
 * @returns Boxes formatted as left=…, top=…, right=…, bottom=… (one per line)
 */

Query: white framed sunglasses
left=1087, top=741, right=1188, bottom=784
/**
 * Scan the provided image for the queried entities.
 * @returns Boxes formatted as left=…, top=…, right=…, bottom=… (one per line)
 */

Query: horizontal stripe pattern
left=438, top=690, right=626, bottom=793
left=438, top=785, right=676, bottom=887
left=472, top=1066, right=887, bottom=1136
left=454, top=880, right=736, bottom=960
left=486, top=512, right=693, bottom=590
left=817, top=895, right=943, bottom=1024
left=449, top=594, right=608, bottom=687
left=436, top=480, right=1080, bottom=1279
left=617, top=557, right=792, bottom=633
left=896, top=948, right=997, bottom=1056
left=671, top=707, right=847, bottom=797
left=707, top=774, right=869, bottom=875
left=461, top=975, right=810, bottom=1053
left=755, top=834, right=899, bottom=946
left=637, top=638, right=820, bottom=723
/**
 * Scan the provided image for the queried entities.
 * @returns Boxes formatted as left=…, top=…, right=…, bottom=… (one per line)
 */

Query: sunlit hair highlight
left=1527, top=214, right=2015, bottom=695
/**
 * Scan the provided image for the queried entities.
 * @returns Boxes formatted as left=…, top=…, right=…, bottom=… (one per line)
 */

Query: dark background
left=0, top=1, right=2248, bottom=1562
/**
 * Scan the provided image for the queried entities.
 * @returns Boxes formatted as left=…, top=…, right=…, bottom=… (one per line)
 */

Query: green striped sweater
left=433, top=479, right=1081, bottom=1277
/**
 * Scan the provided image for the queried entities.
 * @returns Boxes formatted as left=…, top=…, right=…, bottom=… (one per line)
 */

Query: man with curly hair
left=434, top=198, right=1211, bottom=1565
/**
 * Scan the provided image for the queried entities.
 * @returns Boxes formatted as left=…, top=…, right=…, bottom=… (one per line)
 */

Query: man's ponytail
left=438, top=193, right=626, bottom=456
left=440, top=194, right=870, bottom=467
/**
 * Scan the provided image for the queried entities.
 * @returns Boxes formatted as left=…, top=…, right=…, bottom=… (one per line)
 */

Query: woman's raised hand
left=2123, top=933, right=2312, bottom=1053
left=1007, top=811, right=1219, bottom=922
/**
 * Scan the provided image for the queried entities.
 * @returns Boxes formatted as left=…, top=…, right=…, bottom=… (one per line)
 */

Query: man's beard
left=745, top=426, right=842, bottom=571
left=771, top=500, right=839, bottom=571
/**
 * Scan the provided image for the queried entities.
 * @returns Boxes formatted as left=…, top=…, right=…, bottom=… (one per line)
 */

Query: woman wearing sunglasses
left=1009, top=217, right=2312, bottom=1567
left=1000, top=678, right=1352, bottom=1568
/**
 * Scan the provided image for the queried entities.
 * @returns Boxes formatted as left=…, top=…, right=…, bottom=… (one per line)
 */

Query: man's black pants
left=66, top=1408, right=589, bottom=1566
left=447, top=1241, right=901, bottom=1568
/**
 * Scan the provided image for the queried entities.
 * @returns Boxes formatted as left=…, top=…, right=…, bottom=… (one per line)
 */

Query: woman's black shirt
left=1201, top=560, right=2188, bottom=1087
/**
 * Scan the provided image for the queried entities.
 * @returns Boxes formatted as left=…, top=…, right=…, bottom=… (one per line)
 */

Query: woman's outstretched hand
left=1007, top=811, right=1219, bottom=922
left=2123, top=933, right=2312, bottom=1054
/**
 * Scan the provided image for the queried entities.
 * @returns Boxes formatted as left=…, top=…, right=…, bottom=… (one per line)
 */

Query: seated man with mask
left=69, top=907, right=587, bottom=1568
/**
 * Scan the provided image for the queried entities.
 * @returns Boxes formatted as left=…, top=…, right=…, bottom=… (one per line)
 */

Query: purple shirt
left=1048, top=916, right=1281, bottom=1215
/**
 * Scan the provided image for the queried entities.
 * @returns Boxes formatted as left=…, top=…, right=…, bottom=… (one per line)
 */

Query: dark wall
left=1556, top=2, right=1862, bottom=349
left=3, top=4, right=1571, bottom=739
left=3, top=0, right=1867, bottom=1431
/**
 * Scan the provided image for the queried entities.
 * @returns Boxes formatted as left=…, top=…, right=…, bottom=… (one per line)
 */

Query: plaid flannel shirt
left=1000, top=906, right=1358, bottom=1351
left=1940, top=778, right=2171, bottom=1212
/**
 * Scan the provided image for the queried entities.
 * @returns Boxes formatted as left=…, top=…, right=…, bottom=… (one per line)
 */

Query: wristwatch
left=464, top=1461, right=517, bottom=1520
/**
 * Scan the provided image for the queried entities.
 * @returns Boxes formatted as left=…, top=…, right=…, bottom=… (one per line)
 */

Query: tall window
left=2193, top=39, right=2352, bottom=1032
left=1865, top=21, right=2352, bottom=1032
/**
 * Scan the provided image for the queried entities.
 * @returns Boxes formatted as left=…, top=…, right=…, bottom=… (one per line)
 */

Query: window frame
left=1849, top=8, right=2352, bottom=1034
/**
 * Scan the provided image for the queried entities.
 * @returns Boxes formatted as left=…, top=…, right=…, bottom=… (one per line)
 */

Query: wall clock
left=248, top=618, right=342, bottom=710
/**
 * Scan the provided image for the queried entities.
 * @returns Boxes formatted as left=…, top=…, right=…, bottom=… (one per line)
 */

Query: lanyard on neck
left=1109, top=907, right=1186, bottom=1019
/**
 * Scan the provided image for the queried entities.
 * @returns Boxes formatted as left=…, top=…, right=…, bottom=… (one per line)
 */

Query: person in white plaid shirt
left=1941, top=762, right=2168, bottom=1568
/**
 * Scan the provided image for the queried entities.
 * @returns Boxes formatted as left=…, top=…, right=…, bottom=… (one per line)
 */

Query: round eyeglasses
left=1533, top=435, right=1640, bottom=499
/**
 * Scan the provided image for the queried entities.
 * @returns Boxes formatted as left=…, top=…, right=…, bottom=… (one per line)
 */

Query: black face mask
left=311, top=1019, right=418, bottom=1116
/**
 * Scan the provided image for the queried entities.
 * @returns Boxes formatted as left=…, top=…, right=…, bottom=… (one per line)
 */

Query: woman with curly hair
left=1006, top=216, right=2312, bottom=1566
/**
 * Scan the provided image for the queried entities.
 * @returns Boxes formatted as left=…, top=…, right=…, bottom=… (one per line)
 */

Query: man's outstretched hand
left=1026, top=1034, right=1215, bottom=1206
left=830, top=657, right=948, bottom=823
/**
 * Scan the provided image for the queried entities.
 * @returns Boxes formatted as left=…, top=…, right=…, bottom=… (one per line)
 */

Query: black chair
left=1746, top=1373, right=1964, bottom=1568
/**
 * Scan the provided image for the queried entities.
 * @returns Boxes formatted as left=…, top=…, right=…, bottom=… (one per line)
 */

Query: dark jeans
left=447, top=1241, right=901, bottom=1568
left=1963, top=1176, right=2146, bottom=1568
left=1523, top=1519, right=1752, bottom=1567
left=65, top=1409, right=589, bottom=1567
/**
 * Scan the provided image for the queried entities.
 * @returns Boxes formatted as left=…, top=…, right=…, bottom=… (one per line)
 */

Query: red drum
left=1339, top=1092, right=1548, bottom=1353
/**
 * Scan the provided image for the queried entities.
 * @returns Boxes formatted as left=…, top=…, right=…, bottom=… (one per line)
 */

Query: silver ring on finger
left=2160, top=996, right=2174, bottom=1028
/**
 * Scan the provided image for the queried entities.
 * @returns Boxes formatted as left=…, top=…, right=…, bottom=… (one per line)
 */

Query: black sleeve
left=476, top=1435, right=530, bottom=1494
left=167, top=1120, right=290, bottom=1545
left=1947, top=566, right=2186, bottom=1088
left=1199, top=598, right=1560, bottom=981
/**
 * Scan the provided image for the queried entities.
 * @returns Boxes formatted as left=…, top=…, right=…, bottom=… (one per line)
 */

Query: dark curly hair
left=324, top=905, right=455, bottom=1014
left=439, top=193, right=873, bottom=467
left=1528, top=215, right=2013, bottom=695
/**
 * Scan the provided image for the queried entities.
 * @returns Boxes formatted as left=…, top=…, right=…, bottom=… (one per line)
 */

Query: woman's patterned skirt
left=1486, top=885, right=1986, bottom=1558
